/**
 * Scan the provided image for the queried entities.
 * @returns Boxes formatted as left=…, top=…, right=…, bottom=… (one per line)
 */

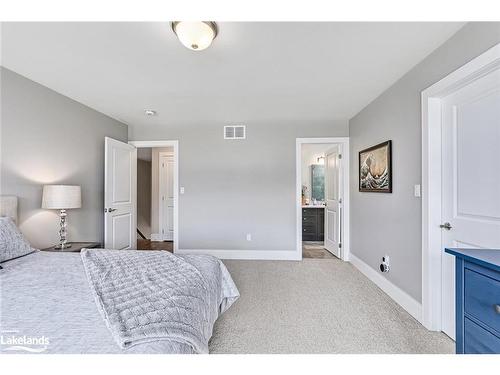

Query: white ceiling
left=1, top=22, right=464, bottom=129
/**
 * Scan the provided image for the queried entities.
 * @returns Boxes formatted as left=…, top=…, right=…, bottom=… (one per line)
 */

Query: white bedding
left=0, top=250, right=239, bottom=354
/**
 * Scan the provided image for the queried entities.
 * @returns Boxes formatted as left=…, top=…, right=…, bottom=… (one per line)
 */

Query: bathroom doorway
left=296, top=138, right=350, bottom=260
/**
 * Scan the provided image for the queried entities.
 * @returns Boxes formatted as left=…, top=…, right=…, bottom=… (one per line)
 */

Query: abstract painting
left=359, top=140, right=392, bottom=193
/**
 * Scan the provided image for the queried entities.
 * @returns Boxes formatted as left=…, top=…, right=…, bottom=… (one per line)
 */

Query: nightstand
left=41, top=242, right=101, bottom=252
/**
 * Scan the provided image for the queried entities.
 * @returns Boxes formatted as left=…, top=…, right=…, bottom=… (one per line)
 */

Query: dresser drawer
left=464, top=268, right=500, bottom=333
left=464, top=318, right=500, bottom=354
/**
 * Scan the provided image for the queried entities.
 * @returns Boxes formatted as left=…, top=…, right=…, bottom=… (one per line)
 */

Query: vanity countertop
left=302, top=205, right=325, bottom=209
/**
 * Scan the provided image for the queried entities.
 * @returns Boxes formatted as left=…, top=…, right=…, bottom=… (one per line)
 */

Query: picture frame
left=359, top=140, right=392, bottom=193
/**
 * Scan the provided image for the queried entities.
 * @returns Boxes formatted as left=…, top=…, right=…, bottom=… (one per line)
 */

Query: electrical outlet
left=246, top=233, right=252, bottom=241
left=380, top=255, right=390, bottom=273
left=414, top=184, right=421, bottom=197
left=180, top=187, right=185, bottom=194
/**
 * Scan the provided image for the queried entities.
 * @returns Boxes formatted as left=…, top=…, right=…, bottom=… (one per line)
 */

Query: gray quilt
left=81, top=249, right=238, bottom=353
left=0, top=250, right=239, bottom=354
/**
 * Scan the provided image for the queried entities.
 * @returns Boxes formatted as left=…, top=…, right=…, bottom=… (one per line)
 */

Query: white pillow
left=0, top=217, right=37, bottom=262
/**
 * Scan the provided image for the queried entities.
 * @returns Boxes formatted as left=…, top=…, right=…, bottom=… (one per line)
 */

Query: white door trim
left=296, top=137, right=350, bottom=261
left=421, top=43, right=500, bottom=331
left=129, top=140, right=179, bottom=253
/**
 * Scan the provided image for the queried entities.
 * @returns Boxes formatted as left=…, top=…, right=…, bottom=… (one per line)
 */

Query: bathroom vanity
left=302, top=206, right=325, bottom=241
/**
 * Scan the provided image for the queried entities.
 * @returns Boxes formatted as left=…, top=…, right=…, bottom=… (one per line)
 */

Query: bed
left=0, top=196, right=239, bottom=354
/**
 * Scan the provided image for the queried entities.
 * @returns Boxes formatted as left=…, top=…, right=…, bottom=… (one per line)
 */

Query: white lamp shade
left=42, top=185, right=81, bottom=209
left=172, top=22, right=217, bottom=51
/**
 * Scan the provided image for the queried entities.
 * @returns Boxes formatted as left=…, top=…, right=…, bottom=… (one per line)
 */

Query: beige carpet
left=209, top=258, right=454, bottom=354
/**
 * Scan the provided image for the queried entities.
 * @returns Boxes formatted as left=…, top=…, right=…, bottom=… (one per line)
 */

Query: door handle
left=494, top=304, right=500, bottom=314
left=439, top=222, right=452, bottom=230
left=105, top=208, right=117, bottom=213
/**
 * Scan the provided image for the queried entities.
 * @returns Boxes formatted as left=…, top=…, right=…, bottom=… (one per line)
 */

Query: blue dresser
left=445, top=248, right=500, bottom=354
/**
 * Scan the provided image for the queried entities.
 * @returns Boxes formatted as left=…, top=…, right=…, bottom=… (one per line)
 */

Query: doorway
left=296, top=138, right=350, bottom=261
left=103, top=139, right=179, bottom=252
left=135, top=146, right=175, bottom=251
left=130, top=140, right=179, bottom=253
left=422, top=43, right=500, bottom=337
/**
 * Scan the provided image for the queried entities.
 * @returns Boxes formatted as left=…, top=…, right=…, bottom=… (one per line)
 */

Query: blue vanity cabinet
left=445, top=248, right=500, bottom=354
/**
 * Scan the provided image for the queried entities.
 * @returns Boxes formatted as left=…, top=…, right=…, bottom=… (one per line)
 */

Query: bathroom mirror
left=311, top=164, right=325, bottom=201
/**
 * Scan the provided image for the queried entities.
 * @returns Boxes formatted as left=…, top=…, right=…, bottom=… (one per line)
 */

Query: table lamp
left=42, top=185, right=81, bottom=249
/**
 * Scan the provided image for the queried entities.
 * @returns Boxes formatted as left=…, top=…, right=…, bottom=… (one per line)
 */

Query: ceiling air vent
left=224, top=125, right=246, bottom=140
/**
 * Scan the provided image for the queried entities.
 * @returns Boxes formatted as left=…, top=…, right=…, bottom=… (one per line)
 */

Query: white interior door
left=324, top=146, right=341, bottom=258
left=441, top=67, right=500, bottom=340
left=104, top=137, right=137, bottom=249
left=159, top=153, right=174, bottom=241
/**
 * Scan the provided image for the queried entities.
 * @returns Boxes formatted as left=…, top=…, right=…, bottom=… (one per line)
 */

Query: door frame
left=421, top=43, right=500, bottom=331
left=129, top=140, right=179, bottom=253
left=296, top=137, right=350, bottom=261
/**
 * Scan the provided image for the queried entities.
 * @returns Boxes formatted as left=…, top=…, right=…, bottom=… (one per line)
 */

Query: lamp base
left=56, top=209, right=71, bottom=250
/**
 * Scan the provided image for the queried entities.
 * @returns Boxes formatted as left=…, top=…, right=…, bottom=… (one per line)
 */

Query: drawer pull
left=495, top=304, right=500, bottom=314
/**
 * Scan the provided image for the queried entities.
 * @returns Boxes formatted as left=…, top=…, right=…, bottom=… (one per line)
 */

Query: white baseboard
left=349, top=253, right=422, bottom=323
left=175, top=249, right=301, bottom=261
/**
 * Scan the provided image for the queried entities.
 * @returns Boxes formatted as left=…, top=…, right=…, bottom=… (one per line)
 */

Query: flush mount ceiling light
left=144, top=109, right=157, bottom=116
left=171, top=21, right=218, bottom=51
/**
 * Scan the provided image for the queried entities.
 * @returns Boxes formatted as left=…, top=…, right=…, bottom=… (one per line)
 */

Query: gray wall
left=130, top=120, right=348, bottom=250
left=349, top=22, right=500, bottom=302
left=137, top=159, right=152, bottom=238
left=1, top=68, right=128, bottom=249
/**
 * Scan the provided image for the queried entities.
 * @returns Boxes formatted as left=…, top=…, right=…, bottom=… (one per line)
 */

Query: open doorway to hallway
left=136, top=146, right=175, bottom=252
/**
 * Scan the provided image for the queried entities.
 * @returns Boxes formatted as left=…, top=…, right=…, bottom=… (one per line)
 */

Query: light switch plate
left=180, top=187, right=185, bottom=194
left=414, top=184, right=421, bottom=197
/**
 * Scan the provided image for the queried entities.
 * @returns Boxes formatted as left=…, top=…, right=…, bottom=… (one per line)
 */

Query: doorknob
left=105, top=208, right=117, bottom=213
left=439, top=222, right=452, bottom=230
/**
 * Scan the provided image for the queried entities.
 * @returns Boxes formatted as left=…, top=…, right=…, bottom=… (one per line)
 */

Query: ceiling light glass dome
left=171, top=21, right=218, bottom=51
